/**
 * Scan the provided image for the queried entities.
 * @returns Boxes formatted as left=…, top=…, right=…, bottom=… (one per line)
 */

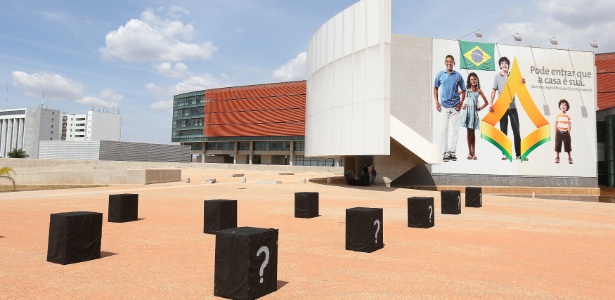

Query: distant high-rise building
left=63, top=110, right=121, bottom=142
left=0, top=107, right=61, bottom=158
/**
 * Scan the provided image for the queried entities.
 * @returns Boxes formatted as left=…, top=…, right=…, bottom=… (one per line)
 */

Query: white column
left=289, top=141, right=294, bottom=166
left=11, top=119, right=19, bottom=152
left=249, top=141, right=253, bottom=165
left=233, top=141, right=238, bottom=164
left=16, top=118, right=24, bottom=150
left=202, top=142, right=206, bottom=163
left=0, top=119, right=6, bottom=156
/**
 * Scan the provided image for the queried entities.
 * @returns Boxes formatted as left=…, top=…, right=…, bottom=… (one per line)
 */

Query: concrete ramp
left=390, top=115, right=441, bottom=164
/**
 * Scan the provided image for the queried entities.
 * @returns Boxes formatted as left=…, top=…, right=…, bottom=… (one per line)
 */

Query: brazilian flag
left=459, top=41, right=495, bottom=71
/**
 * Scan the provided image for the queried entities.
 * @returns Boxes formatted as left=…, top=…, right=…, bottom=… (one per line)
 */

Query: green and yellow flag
left=459, top=41, right=495, bottom=71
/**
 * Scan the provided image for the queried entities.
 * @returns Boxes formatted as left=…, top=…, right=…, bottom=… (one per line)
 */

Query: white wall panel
left=365, top=0, right=380, bottom=48
left=351, top=101, right=366, bottom=153
left=343, top=9, right=354, bottom=57
left=333, top=14, right=344, bottom=61
left=353, top=50, right=367, bottom=104
left=353, top=1, right=366, bottom=52
left=306, top=0, right=391, bottom=157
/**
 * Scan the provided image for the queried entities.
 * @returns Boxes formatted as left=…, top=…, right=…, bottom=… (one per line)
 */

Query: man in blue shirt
left=434, top=55, right=466, bottom=162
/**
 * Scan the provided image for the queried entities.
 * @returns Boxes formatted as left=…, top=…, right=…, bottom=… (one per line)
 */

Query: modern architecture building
left=39, top=140, right=190, bottom=162
left=172, top=81, right=339, bottom=166
left=306, top=0, right=598, bottom=188
left=596, top=52, right=615, bottom=186
left=63, top=110, right=121, bottom=141
left=0, top=107, right=61, bottom=158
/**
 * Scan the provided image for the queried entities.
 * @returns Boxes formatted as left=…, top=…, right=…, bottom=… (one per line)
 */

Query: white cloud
left=150, top=100, right=173, bottom=111
left=147, top=74, right=231, bottom=112
left=272, top=52, right=307, bottom=81
left=494, top=0, right=615, bottom=50
left=173, top=74, right=230, bottom=94
left=11, top=71, right=83, bottom=100
left=99, top=7, right=217, bottom=63
left=154, top=62, right=191, bottom=78
left=76, top=88, right=123, bottom=108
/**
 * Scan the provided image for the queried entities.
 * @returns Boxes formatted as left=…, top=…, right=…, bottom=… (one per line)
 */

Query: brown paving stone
left=0, top=168, right=613, bottom=299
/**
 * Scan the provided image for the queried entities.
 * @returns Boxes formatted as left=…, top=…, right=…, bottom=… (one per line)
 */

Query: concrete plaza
left=1, top=167, right=613, bottom=299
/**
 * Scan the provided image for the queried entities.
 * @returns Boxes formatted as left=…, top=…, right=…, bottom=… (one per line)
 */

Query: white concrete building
left=63, top=111, right=121, bottom=141
left=0, top=107, right=61, bottom=158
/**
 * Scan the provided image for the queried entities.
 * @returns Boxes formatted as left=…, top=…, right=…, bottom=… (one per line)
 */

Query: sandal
left=473, top=156, right=477, bottom=160
left=569, top=158, right=573, bottom=164
left=467, top=155, right=473, bottom=160
left=555, top=157, right=560, bottom=164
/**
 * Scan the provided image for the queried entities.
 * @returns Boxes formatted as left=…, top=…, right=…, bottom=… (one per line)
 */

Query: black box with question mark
left=214, top=227, right=278, bottom=300
left=345, top=207, right=384, bottom=253
left=441, top=190, right=461, bottom=214
left=407, top=197, right=435, bottom=228
left=465, top=187, right=482, bottom=208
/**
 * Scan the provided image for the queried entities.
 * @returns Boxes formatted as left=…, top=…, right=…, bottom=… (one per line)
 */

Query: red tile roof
left=204, top=81, right=306, bottom=137
left=597, top=53, right=615, bottom=110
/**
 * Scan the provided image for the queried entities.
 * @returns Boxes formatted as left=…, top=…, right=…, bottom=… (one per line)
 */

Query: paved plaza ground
left=1, top=168, right=614, bottom=299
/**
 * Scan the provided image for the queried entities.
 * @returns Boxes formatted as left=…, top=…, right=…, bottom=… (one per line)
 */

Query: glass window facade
left=292, top=155, right=343, bottom=167
left=172, top=91, right=205, bottom=142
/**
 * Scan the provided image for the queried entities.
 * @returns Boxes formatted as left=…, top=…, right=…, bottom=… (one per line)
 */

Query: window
left=51, top=125, right=53, bottom=128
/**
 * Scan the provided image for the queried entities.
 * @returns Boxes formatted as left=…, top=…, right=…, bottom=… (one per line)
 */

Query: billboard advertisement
left=431, top=39, right=596, bottom=177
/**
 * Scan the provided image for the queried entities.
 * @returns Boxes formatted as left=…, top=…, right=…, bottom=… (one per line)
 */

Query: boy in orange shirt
left=554, top=99, right=572, bottom=164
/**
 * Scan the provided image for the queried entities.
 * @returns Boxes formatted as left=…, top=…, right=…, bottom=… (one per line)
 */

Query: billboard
left=431, top=39, right=596, bottom=177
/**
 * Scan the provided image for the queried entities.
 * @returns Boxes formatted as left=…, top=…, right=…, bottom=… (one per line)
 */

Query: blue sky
left=1, top=0, right=612, bottom=144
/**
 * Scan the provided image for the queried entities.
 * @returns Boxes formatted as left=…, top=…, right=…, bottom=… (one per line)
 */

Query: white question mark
left=429, top=205, right=433, bottom=223
left=256, top=246, right=270, bottom=284
left=373, top=219, right=380, bottom=243
left=457, top=195, right=461, bottom=211
left=479, top=193, right=482, bottom=205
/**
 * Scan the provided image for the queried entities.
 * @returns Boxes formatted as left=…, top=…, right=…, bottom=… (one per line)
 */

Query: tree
left=0, top=166, right=16, bottom=191
left=7, top=148, right=28, bottom=158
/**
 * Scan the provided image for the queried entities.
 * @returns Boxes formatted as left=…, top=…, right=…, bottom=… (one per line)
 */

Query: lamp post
left=496, top=33, right=522, bottom=44
left=569, top=41, right=599, bottom=50
left=457, top=29, right=482, bottom=40
left=531, top=36, right=558, bottom=47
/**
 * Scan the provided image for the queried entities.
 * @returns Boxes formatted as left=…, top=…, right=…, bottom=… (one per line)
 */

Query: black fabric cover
left=345, top=207, right=384, bottom=253
left=294, top=192, right=319, bottom=218
left=204, top=200, right=238, bottom=234
left=214, top=227, right=278, bottom=300
left=407, top=197, right=435, bottom=228
left=47, top=211, right=103, bottom=265
left=441, top=190, right=461, bottom=214
left=108, top=193, right=139, bottom=222
left=465, top=187, right=482, bottom=207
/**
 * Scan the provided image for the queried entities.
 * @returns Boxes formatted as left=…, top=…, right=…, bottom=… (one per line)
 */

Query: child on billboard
left=460, top=72, right=489, bottom=160
left=555, top=99, right=572, bottom=164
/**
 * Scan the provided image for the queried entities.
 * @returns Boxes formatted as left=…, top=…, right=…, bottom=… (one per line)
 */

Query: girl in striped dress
left=460, top=72, right=488, bottom=160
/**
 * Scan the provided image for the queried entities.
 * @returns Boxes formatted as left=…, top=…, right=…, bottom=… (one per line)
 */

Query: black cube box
left=345, top=207, right=383, bottom=253
left=441, top=190, right=461, bottom=214
left=408, top=197, right=435, bottom=228
left=204, top=200, right=238, bottom=234
left=108, top=193, right=139, bottom=223
left=465, top=187, right=482, bottom=208
left=47, top=211, right=103, bottom=265
left=214, top=227, right=278, bottom=300
left=294, top=192, right=319, bottom=218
